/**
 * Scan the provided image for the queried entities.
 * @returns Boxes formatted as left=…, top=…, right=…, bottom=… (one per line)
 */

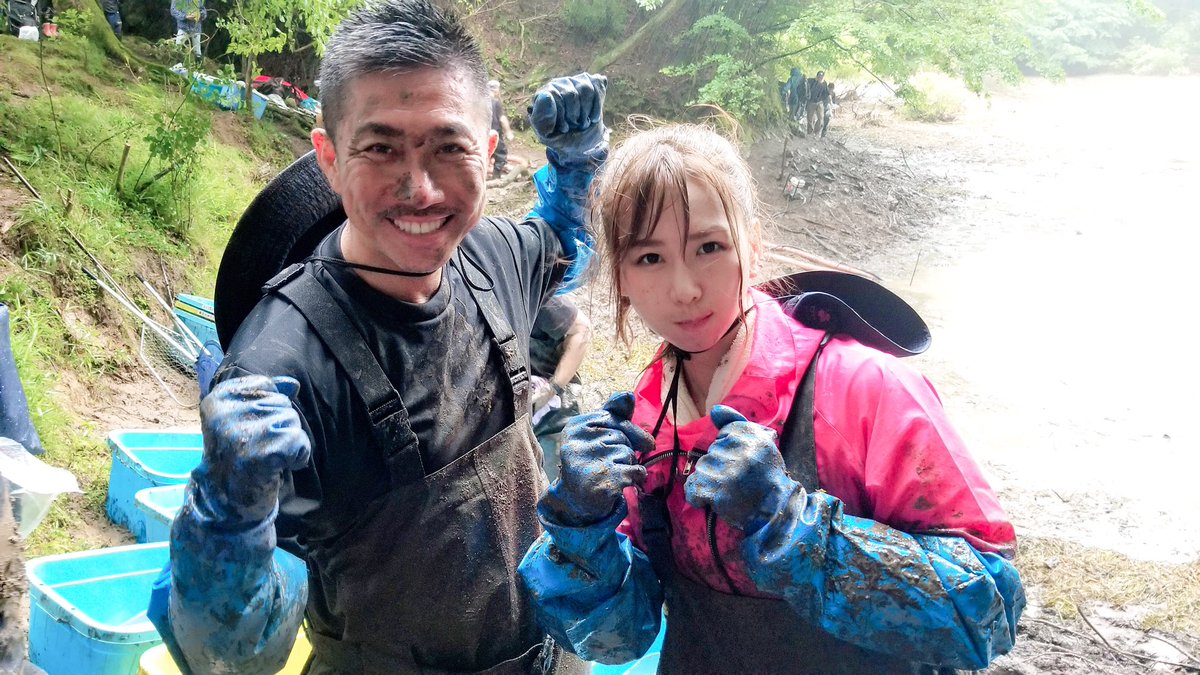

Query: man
left=489, top=79, right=514, bottom=179
left=169, top=0, right=205, bottom=59
left=150, top=0, right=608, bottom=672
left=807, top=70, right=831, bottom=136
left=101, top=0, right=121, bottom=38
left=529, top=294, right=590, bottom=481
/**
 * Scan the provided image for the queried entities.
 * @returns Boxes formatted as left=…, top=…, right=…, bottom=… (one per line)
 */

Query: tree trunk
left=56, top=0, right=135, bottom=66
left=589, top=0, right=690, bottom=73
left=243, top=54, right=257, bottom=118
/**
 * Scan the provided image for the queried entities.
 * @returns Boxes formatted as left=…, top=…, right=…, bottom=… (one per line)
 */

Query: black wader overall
left=270, top=261, right=585, bottom=675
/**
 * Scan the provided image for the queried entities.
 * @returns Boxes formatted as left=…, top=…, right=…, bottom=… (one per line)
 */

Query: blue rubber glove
left=686, top=405, right=799, bottom=534
left=526, top=73, right=609, bottom=292
left=528, top=72, right=609, bottom=166
left=541, top=392, right=652, bottom=527
left=193, top=375, right=311, bottom=525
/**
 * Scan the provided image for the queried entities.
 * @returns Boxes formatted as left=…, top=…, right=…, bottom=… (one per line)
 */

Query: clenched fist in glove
left=685, top=405, right=801, bottom=534
left=192, top=375, right=312, bottom=526
left=541, top=392, right=653, bottom=527
left=528, top=72, right=609, bottom=164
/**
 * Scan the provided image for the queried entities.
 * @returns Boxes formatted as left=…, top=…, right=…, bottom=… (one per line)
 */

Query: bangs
left=604, top=144, right=692, bottom=259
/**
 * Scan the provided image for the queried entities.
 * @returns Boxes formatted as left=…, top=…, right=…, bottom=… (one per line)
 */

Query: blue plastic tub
left=191, top=77, right=269, bottom=119
left=27, top=542, right=168, bottom=674
left=134, top=484, right=187, bottom=543
left=172, top=294, right=216, bottom=348
left=106, top=431, right=202, bottom=542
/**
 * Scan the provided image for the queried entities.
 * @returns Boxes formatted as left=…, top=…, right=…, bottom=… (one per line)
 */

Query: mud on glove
left=529, top=72, right=609, bottom=168
left=191, top=375, right=312, bottom=527
left=542, top=392, right=652, bottom=527
left=685, top=405, right=800, bottom=534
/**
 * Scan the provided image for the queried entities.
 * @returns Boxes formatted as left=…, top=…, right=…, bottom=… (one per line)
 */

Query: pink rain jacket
left=619, top=289, right=1017, bottom=596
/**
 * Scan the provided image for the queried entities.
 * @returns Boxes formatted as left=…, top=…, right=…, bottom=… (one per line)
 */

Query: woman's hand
left=686, top=405, right=798, bottom=533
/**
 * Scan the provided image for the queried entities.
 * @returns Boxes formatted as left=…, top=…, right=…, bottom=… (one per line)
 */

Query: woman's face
left=618, top=178, right=752, bottom=353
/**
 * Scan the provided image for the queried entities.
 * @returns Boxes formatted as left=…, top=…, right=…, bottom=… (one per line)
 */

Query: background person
left=170, top=0, right=205, bottom=59
left=807, top=70, right=830, bottom=136
left=519, top=123, right=1024, bottom=671
left=101, top=0, right=121, bottom=38
left=150, top=0, right=609, bottom=672
left=783, top=66, right=806, bottom=121
left=822, top=81, right=837, bottom=137
left=489, top=78, right=514, bottom=179
left=529, top=294, right=590, bottom=481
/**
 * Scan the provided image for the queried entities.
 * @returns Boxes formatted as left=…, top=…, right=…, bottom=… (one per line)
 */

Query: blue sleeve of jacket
left=518, top=501, right=663, bottom=664
left=743, top=489, right=1025, bottom=670
left=526, top=143, right=604, bottom=294
left=162, top=477, right=308, bottom=674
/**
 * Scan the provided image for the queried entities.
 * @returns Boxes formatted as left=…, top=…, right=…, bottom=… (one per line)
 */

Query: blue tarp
left=0, top=303, right=43, bottom=455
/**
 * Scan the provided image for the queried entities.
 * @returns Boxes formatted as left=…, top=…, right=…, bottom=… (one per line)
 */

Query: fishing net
left=139, top=323, right=201, bottom=409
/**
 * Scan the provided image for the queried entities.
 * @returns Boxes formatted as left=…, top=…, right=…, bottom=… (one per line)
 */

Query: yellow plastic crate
left=138, top=631, right=311, bottom=675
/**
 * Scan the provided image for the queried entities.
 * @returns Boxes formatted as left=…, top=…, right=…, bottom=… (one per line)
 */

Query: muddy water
left=857, top=75, right=1200, bottom=563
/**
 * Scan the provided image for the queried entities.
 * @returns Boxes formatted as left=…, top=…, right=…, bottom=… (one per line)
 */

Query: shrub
left=899, top=72, right=966, bottom=123
left=562, top=0, right=629, bottom=43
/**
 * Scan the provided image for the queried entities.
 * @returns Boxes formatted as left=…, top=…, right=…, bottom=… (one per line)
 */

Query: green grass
left=0, top=33, right=301, bottom=556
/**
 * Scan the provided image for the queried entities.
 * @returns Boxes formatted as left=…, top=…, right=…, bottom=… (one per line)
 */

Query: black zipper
left=707, top=509, right=740, bottom=594
left=641, top=448, right=706, bottom=470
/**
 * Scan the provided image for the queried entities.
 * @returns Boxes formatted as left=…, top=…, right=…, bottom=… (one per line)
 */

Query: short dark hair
left=318, top=0, right=488, bottom=141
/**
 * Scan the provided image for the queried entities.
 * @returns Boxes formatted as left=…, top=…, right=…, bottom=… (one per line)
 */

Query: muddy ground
left=744, top=74, right=1200, bottom=673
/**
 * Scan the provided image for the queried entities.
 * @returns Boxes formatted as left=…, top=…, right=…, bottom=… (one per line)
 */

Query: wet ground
left=842, top=75, right=1200, bottom=565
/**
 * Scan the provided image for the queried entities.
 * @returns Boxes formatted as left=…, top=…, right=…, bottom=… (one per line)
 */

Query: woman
left=518, top=124, right=1025, bottom=673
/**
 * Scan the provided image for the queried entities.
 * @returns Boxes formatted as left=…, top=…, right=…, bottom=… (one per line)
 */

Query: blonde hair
left=592, top=122, right=762, bottom=344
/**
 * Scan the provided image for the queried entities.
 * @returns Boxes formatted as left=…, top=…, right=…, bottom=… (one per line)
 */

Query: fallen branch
left=1143, top=631, right=1200, bottom=665
left=778, top=136, right=790, bottom=181
left=1077, top=607, right=1200, bottom=673
left=2, top=156, right=42, bottom=202
left=135, top=161, right=183, bottom=195
left=116, top=142, right=132, bottom=195
left=899, top=148, right=914, bottom=178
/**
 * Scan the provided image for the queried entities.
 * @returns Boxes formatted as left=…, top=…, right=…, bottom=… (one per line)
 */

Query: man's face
left=313, top=67, right=498, bottom=291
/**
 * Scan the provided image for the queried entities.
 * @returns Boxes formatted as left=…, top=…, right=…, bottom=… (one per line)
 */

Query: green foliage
left=562, top=0, right=629, bottom=42
left=898, top=74, right=965, bottom=122
left=660, top=13, right=767, bottom=119
left=1018, top=0, right=1196, bottom=75
left=625, top=0, right=1032, bottom=124
left=53, top=9, right=91, bottom=37
left=220, top=0, right=362, bottom=109
left=0, top=37, right=303, bottom=555
left=221, top=0, right=361, bottom=63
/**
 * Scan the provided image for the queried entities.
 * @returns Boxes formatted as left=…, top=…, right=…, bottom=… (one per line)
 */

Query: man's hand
left=685, top=406, right=798, bottom=534
left=528, top=73, right=609, bottom=163
left=542, top=392, right=652, bottom=526
left=195, top=375, right=311, bottom=525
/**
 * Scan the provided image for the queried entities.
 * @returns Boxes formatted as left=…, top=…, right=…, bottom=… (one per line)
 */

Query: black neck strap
left=309, top=255, right=440, bottom=278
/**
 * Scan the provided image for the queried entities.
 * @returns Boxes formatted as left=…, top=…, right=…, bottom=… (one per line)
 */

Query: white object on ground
left=0, top=437, right=81, bottom=537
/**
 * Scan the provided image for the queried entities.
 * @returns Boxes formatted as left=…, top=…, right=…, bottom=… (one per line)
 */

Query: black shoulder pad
left=262, top=263, right=305, bottom=294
